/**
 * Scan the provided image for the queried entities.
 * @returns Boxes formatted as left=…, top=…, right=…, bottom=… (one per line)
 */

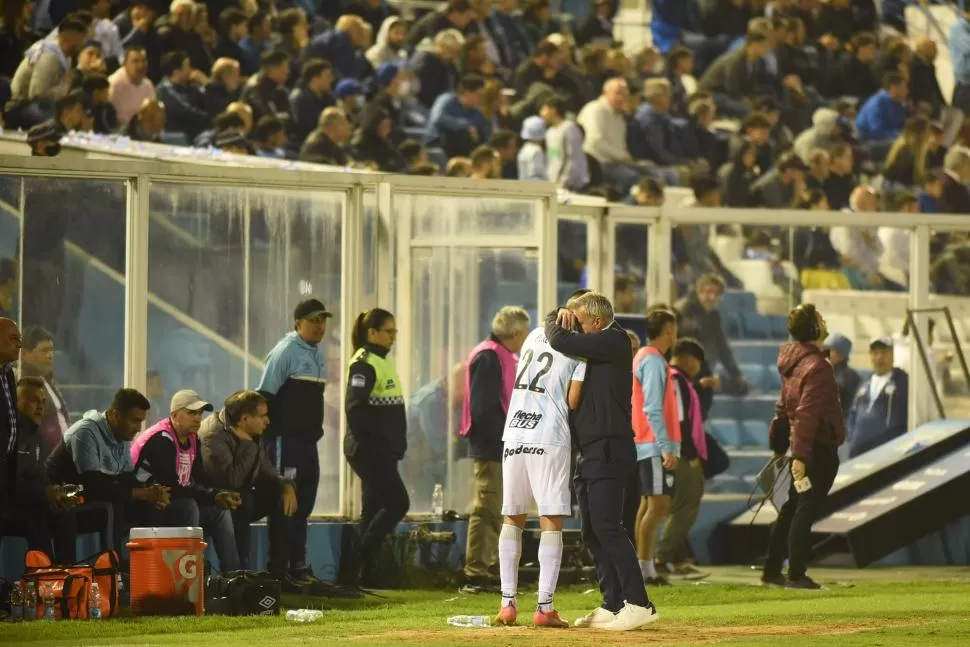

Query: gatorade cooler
left=127, top=527, right=207, bottom=616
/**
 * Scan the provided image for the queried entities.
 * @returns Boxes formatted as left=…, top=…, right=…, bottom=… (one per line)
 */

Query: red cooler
left=127, top=527, right=207, bottom=616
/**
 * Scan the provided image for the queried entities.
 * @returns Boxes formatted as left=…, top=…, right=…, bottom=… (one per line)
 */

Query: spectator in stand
left=459, top=34, right=494, bottom=78
left=469, top=145, right=501, bottom=179
left=952, top=3, right=970, bottom=111
left=0, top=262, right=15, bottom=318
left=910, top=38, right=944, bottom=119
left=109, top=46, right=154, bottom=125
left=680, top=95, right=725, bottom=170
left=751, top=151, right=807, bottom=208
left=26, top=120, right=63, bottom=155
left=300, top=107, right=353, bottom=165
left=845, top=337, right=909, bottom=459
left=940, top=147, right=970, bottom=214
left=411, top=28, right=463, bottom=111
left=6, top=15, right=86, bottom=128
left=82, top=72, right=118, bottom=133
left=578, top=77, right=646, bottom=197
left=576, top=0, right=616, bottom=48
left=239, top=11, right=271, bottom=77
left=665, top=46, right=693, bottom=117
left=676, top=274, right=748, bottom=397
left=521, top=0, right=564, bottom=45
left=459, top=306, right=531, bottom=593
left=824, top=333, right=860, bottom=422
left=883, top=117, right=931, bottom=187
left=728, top=112, right=774, bottom=173
left=45, top=389, right=170, bottom=553
left=352, top=107, right=408, bottom=172
left=18, top=326, right=69, bottom=458
left=1, top=377, right=79, bottom=562
left=251, top=116, right=286, bottom=158
left=274, top=9, right=310, bottom=84
left=399, top=140, right=432, bottom=168
left=837, top=32, right=879, bottom=105
left=309, top=15, right=372, bottom=83
left=698, top=30, right=772, bottom=118
left=241, top=50, right=292, bottom=123
left=856, top=73, right=908, bottom=148
left=255, top=298, right=331, bottom=586
left=199, top=390, right=300, bottom=585
left=491, top=0, right=532, bottom=72
left=541, top=94, right=589, bottom=192
left=156, top=0, right=211, bottom=75
left=0, top=318, right=22, bottom=537
left=215, top=129, right=251, bottom=155
left=633, top=77, right=704, bottom=182
left=0, top=0, right=40, bottom=80
left=288, top=58, right=335, bottom=150
left=763, top=304, right=844, bottom=590
left=211, top=9, right=247, bottom=71
left=426, top=74, right=490, bottom=158
left=125, top=96, right=164, bottom=141
left=156, top=49, right=209, bottom=140
left=518, top=115, right=547, bottom=181
left=793, top=107, right=841, bottom=163
left=824, top=143, right=856, bottom=210
left=203, top=57, right=241, bottom=120
left=919, top=169, right=945, bottom=214
left=406, top=0, right=474, bottom=51
left=345, top=0, right=399, bottom=37
left=805, top=148, right=829, bottom=192
left=131, top=390, right=241, bottom=572
left=720, top=142, right=762, bottom=207
left=367, top=16, right=408, bottom=69
left=363, top=62, right=408, bottom=143
left=513, top=39, right=583, bottom=114
left=79, top=0, right=122, bottom=67
left=489, top=129, right=519, bottom=179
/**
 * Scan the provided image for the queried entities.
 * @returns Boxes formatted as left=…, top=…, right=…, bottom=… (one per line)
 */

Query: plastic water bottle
left=286, top=609, right=324, bottom=623
left=88, top=582, right=102, bottom=620
left=431, top=483, right=444, bottom=517
left=61, top=484, right=83, bottom=498
left=43, top=588, right=55, bottom=621
left=24, top=582, right=37, bottom=620
left=447, top=615, right=492, bottom=628
left=9, top=581, right=23, bottom=621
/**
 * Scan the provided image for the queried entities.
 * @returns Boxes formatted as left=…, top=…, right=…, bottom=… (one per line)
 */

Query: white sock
left=640, top=559, right=658, bottom=579
left=498, top=524, right=522, bottom=606
left=537, top=531, right=563, bottom=613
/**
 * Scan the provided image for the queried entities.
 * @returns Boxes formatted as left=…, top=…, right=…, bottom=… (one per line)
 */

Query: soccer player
left=494, top=327, right=586, bottom=628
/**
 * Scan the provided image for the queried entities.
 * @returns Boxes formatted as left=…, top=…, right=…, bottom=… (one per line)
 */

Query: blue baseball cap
left=823, top=333, right=852, bottom=357
left=335, top=79, right=364, bottom=98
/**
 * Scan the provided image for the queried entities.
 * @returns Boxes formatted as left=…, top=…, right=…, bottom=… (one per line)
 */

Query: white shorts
left=501, top=442, right=571, bottom=517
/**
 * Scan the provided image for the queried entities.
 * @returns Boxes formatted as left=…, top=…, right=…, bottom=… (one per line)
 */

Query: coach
left=545, top=292, right=659, bottom=631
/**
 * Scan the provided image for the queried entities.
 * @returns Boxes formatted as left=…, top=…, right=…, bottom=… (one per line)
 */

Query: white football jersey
left=502, top=327, right=586, bottom=447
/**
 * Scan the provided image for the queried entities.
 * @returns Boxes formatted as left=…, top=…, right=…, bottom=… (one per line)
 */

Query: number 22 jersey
left=502, top=327, right=586, bottom=448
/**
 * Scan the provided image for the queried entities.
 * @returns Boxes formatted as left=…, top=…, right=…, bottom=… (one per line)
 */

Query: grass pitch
left=5, top=566, right=970, bottom=646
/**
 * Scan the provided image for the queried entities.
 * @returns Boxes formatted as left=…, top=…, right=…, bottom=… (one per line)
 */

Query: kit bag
left=205, top=570, right=281, bottom=616
left=25, top=549, right=121, bottom=618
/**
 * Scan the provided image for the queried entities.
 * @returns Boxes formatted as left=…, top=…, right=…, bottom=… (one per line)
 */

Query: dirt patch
left=345, top=621, right=922, bottom=646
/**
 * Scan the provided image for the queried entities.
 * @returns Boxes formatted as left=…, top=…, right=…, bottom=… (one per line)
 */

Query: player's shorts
left=638, top=456, right=676, bottom=497
left=501, top=442, right=571, bottom=517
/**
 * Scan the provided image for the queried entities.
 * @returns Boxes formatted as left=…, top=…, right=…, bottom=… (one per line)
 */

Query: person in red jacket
left=762, top=303, right=846, bottom=590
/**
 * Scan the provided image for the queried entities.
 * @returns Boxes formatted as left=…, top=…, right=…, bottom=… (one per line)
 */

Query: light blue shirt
left=64, top=410, right=133, bottom=476
left=256, top=331, right=326, bottom=395
left=951, top=19, right=970, bottom=85
left=635, top=352, right=680, bottom=460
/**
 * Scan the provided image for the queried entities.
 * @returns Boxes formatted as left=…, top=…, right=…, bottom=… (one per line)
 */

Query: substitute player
left=494, top=327, right=585, bottom=628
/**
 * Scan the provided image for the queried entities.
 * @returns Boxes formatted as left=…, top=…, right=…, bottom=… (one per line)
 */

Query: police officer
left=344, top=308, right=409, bottom=587
left=257, top=298, right=330, bottom=586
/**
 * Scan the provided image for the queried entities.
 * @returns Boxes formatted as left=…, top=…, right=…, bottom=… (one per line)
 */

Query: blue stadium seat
left=705, top=474, right=747, bottom=494
left=708, top=418, right=743, bottom=447
left=731, top=342, right=781, bottom=365
left=742, top=311, right=771, bottom=339
left=737, top=395, right=777, bottom=422
left=722, top=311, right=744, bottom=339
left=741, top=419, right=770, bottom=447
left=762, top=367, right=781, bottom=391
left=768, top=315, right=789, bottom=339
left=739, top=362, right=766, bottom=390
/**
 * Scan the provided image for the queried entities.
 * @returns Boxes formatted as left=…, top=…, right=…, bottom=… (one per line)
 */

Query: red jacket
left=770, top=342, right=846, bottom=460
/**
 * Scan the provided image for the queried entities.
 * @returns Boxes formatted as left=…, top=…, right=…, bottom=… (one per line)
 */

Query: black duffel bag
left=206, top=571, right=281, bottom=616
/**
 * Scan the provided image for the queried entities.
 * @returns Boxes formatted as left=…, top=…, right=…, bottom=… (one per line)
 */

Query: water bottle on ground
left=9, top=581, right=23, bottom=621
left=24, top=582, right=37, bottom=620
left=431, top=483, right=444, bottom=517
left=61, top=484, right=83, bottom=498
left=89, top=582, right=102, bottom=620
left=43, top=587, right=56, bottom=621
left=286, top=609, right=324, bottom=623
left=447, top=615, right=492, bottom=628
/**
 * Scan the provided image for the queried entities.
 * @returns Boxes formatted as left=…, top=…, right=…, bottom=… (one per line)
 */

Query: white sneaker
left=602, top=602, right=660, bottom=631
left=573, top=606, right=616, bottom=628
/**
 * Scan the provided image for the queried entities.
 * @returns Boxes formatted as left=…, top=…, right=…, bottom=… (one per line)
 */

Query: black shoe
left=645, top=576, right=671, bottom=587
left=786, top=576, right=823, bottom=590
left=278, top=574, right=310, bottom=594
left=761, top=573, right=786, bottom=587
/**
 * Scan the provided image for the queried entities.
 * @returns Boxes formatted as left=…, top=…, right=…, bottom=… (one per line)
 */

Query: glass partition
left=147, top=182, right=345, bottom=515
left=558, top=218, right=588, bottom=302
left=614, top=222, right=650, bottom=315
left=4, top=175, right=128, bottom=457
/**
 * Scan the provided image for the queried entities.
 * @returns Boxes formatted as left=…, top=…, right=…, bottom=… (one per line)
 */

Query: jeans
left=232, top=484, right=291, bottom=577
left=764, top=443, right=840, bottom=580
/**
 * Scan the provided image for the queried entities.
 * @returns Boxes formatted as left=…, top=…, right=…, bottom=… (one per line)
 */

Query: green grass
left=5, top=570, right=970, bottom=646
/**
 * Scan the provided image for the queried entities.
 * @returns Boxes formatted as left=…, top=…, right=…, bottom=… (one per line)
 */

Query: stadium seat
left=768, top=315, right=788, bottom=339
left=739, top=362, right=766, bottom=390
left=708, top=418, right=743, bottom=447
left=722, top=311, right=745, bottom=339
left=762, top=366, right=781, bottom=390
left=732, top=341, right=781, bottom=365
left=741, top=419, right=770, bottom=447
left=741, top=311, right=771, bottom=339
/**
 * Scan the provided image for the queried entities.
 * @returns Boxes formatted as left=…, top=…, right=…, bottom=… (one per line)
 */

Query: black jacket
left=204, top=81, right=239, bottom=120
left=344, top=344, right=407, bottom=461
left=300, top=129, right=350, bottom=166
left=833, top=361, right=861, bottom=421
left=12, top=415, right=46, bottom=508
left=544, top=313, right=636, bottom=478
left=0, top=364, right=17, bottom=510
left=241, top=73, right=292, bottom=123
left=465, top=336, right=508, bottom=462
left=289, top=84, right=335, bottom=148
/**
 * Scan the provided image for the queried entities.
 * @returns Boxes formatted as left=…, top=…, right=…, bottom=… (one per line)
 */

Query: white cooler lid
left=129, top=527, right=204, bottom=540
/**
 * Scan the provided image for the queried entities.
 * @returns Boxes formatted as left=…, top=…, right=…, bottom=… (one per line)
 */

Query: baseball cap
left=376, top=62, right=401, bottom=88
left=520, top=115, right=546, bottom=141
left=170, top=389, right=213, bottom=413
left=335, top=79, right=364, bottom=99
left=869, top=335, right=893, bottom=350
left=824, top=333, right=852, bottom=358
left=294, top=298, right=332, bottom=321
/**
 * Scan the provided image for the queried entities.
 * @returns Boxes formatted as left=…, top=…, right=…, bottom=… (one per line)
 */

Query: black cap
left=294, top=298, right=332, bottom=321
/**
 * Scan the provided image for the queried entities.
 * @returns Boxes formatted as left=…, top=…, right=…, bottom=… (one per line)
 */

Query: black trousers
left=347, top=452, right=410, bottom=571
left=764, top=443, right=840, bottom=580
left=232, top=484, right=291, bottom=576
left=575, top=470, right=650, bottom=612
left=264, top=436, right=320, bottom=575
left=622, top=469, right=640, bottom=546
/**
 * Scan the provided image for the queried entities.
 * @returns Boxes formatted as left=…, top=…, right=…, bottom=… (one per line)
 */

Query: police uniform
left=344, top=342, right=409, bottom=580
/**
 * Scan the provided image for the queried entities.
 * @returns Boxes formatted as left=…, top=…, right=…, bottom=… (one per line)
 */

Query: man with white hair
left=411, top=28, right=464, bottom=110
left=940, top=147, right=970, bottom=214
left=830, top=186, right=903, bottom=290
left=545, top=292, right=660, bottom=631
left=460, top=306, right=531, bottom=593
